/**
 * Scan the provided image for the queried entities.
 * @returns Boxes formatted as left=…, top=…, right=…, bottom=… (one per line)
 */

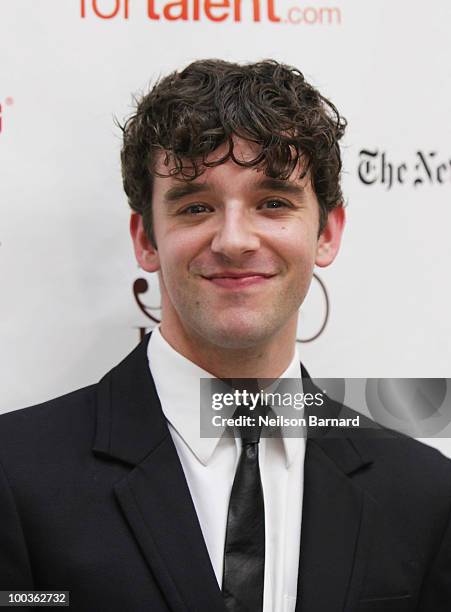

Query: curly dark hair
left=120, top=59, right=346, bottom=245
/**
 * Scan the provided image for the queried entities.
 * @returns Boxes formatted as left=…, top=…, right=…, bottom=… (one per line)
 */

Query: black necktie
left=222, top=407, right=266, bottom=611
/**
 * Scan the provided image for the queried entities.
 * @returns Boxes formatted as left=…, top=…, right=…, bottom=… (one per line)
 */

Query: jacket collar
left=93, top=333, right=169, bottom=465
left=94, top=332, right=373, bottom=474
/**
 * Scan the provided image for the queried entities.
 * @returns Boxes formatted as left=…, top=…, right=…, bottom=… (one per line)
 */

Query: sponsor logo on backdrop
left=80, top=0, right=341, bottom=25
left=358, top=149, right=451, bottom=189
left=0, top=96, right=14, bottom=135
left=133, top=273, right=329, bottom=342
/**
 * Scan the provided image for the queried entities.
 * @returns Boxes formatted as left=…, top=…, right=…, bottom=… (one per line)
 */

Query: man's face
left=131, top=138, right=344, bottom=350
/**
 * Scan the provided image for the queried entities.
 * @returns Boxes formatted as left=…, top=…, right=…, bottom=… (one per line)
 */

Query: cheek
left=157, top=240, right=195, bottom=288
left=274, top=227, right=318, bottom=267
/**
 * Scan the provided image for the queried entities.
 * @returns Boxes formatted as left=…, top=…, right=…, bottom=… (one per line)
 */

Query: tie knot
left=235, top=402, right=270, bottom=445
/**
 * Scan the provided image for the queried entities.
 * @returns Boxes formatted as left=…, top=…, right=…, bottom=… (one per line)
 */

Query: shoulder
left=317, top=395, right=451, bottom=485
left=353, top=429, right=451, bottom=482
left=0, top=334, right=151, bottom=471
left=360, top=432, right=451, bottom=495
left=345, top=400, right=451, bottom=490
left=347, top=423, right=451, bottom=536
left=0, top=384, right=98, bottom=466
left=311, top=395, right=451, bottom=514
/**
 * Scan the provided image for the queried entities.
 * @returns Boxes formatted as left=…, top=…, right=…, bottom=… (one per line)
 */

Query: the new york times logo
left=80, top=0, right=341, bottom=25
left=358, top=149, right=451, bottom=189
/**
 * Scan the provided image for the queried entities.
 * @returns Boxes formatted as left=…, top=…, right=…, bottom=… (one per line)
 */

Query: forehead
left=153, top=137, right=310, bottom=194
left=154, top=137, right=260, bottom=172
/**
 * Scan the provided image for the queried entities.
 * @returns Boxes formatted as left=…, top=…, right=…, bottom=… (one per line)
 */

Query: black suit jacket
left=1, top=334, right=451, bottom=611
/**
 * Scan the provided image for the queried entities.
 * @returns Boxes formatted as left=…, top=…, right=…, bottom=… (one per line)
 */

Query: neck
left=158, top=318, right=298, bottom=379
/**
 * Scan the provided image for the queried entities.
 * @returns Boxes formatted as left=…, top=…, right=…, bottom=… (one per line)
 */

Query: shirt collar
left=147, top=326, right=304, bottom=467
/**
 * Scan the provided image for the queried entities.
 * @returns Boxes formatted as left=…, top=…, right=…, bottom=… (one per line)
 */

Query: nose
left=210, top=205, right=260, bottom=259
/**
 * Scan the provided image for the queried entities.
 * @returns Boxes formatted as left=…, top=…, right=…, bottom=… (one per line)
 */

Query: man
left=0, top=60, right=450, bottom=612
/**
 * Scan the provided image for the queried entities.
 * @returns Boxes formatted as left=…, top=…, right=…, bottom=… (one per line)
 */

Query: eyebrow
left=256, top=177, right=305, bottom=198
left=162, top=176, right=305, bottom=205
left=163, top=182, right=211, bottom=204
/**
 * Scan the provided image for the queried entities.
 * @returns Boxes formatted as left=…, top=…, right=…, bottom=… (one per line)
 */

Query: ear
left=130, top=213, right=160, bottom=272
left=315, top=205, right=345, bottom=267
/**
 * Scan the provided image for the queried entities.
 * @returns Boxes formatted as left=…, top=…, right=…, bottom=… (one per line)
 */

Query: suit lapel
left=93, top=334, right=226, bottom=612
left=296, top=437, right=376, bottom=612
left=296, top=371, right=376, bottom=612
left=113, top=438, right=227, bottom=612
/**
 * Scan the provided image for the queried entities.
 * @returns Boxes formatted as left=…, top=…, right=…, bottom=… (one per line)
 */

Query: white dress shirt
left=148, top=326, right=306, bottom=612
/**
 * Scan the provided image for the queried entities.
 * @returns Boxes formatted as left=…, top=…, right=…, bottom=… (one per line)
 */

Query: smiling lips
left=203, top=271, right=276, bottom=289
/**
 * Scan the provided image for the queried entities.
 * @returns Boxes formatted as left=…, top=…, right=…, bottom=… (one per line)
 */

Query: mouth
left=202, top=273, right=276, bottom=289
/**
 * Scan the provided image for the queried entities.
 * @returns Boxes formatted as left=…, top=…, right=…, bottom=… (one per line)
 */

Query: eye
left=181, top=204, right=212, bottom=215
left=260, top=199, right=292, bottom=210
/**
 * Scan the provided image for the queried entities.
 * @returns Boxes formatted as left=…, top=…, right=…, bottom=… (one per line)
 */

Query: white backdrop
left=1, top=1, right=450, bottom=455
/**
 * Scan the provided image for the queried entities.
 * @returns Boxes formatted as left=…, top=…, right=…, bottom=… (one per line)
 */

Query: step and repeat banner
left=1, top=1, right=450, bottom=453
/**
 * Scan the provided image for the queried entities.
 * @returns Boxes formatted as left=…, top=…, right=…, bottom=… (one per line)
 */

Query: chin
left=207, top=333, right=264, bottom=350
left=194, top=316, right=280, bottom=351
